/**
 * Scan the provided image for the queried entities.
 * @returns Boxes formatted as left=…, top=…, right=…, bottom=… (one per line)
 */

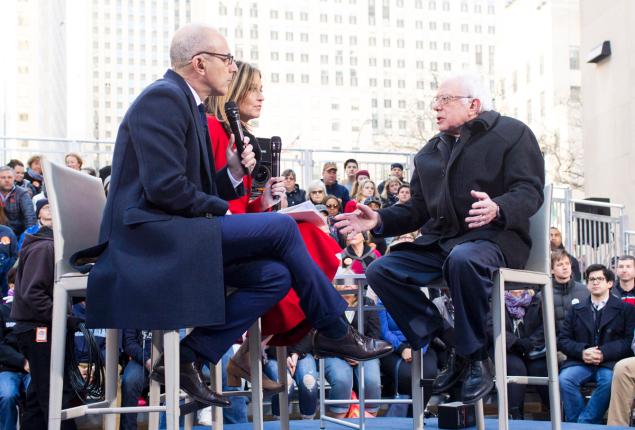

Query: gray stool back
left=44, top=159, right=183, bottom=430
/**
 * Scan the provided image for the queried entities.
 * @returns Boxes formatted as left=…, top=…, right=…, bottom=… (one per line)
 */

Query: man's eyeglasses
left=326, top=204, right=339, bottom=209
left=192, top=51, right=235, bottom=66
left=310, top=190, right=324, bottom=194
left=430, top=95, right=472, bottom=109
left=588, top=276, right=606, bottom=283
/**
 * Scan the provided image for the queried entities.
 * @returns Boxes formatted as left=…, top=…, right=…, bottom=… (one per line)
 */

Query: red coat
left=207, top=116, right=341, bottom=345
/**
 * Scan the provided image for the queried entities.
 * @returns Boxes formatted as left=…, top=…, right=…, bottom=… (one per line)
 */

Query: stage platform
left=182, top=418, right=628, bottom=429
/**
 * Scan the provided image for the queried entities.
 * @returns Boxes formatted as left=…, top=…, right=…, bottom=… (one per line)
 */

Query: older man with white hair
left=336, top=73, right=545, bottom=403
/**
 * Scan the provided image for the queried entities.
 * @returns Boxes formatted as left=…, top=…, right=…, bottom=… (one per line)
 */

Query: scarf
left=504, top=291, right=532, bottom=320
left=27, top=168, right=44, bottom=182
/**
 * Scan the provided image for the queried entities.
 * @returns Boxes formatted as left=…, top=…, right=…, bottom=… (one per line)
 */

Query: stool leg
left=319, top=358, right=326, bottom=430
left=248, top=321, right=263, bottom=430
left=104, top=328, right=119, bottom=430
left=47, top=285, right=69, bottom=430
left=492, top=271, right=509, bottom=429
left=148, top=330, right=163, bottom=430
left=211, top=360, right=223, bottom=430
left=276, top=346, right=290, bottom=430
left=541, top=279, right=562, bottom=430
left=475, top=399, right=485, bottom=430
left=412, top=348, right=424, bottom=430
left=164, top=330, right=180, bottom=430
left=184, top=328, right=194, bottom=430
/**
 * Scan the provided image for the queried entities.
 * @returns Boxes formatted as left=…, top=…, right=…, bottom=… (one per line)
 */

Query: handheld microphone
left=271, top=136, right=282, bottom=209
left=224, top=101, right=248, bottom=173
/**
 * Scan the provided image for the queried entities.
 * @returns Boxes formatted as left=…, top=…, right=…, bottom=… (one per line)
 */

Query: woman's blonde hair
left=353, top=179, right=379, bottom=203
left=206, top=61, right=261, bottom=134
left=380, top=176, right=402, bottom=200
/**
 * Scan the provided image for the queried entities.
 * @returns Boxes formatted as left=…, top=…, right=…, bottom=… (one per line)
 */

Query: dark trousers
left=366, top=240, right=505, bottom=357
left=183, top=213, right=348, bottom=363
left=16, top=329, right=78, bottom=430
left=380, top=348, right=439, bottom=407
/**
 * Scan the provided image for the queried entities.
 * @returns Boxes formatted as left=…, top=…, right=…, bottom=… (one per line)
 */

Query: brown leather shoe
left=150, top=356, right=231, bottom=408
left=227, top=342, right=284, bottom=394
left=312, top=324, right=393, bottom=361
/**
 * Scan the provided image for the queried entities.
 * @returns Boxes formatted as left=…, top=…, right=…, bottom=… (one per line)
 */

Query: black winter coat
left=547, top=278, right=588, bottom=335
left=285, top=185, right=306, bottom=207
left=557, top=294, right=635, bottom=370
left=10, top=228, right=54, bottom=326
left=378, top=111, right=544, bottom=269
left=487, top=294, right=545, bottom=353
left=0, top=302, right=25, bottom=373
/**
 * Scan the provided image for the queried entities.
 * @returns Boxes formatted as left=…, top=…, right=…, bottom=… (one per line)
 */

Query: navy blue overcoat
left=86, top=70, right=240, bottom=329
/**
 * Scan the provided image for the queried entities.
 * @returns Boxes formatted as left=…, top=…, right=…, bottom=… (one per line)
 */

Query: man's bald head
left=170, top=23, right=221, bottom=69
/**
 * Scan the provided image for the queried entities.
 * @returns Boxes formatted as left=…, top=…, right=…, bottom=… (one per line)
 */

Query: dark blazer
left=87, top=69, right=241, bottom=329
left=557, top=294, right=635, bottom=370
left=377, top=111, right=545, bottom=269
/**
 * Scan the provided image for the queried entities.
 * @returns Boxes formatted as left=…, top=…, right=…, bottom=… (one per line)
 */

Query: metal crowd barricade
left=551, top=185, right=628, bottom=269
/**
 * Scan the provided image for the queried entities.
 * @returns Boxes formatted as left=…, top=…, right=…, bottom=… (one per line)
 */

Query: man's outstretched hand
left=334, top=204, right=380, bottom=237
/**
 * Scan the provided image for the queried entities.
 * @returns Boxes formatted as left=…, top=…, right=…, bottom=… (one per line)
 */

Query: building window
left=336, top=71, right=343, bottom=85
left=569, top=46, right=580, bottom=70
left=475, top=45, right=482, bottom=65
left=384, top=99, right=392, bottom=108
left=570, top=86, right=581, bottom=102
left=271, top=73, right=279, bottom=83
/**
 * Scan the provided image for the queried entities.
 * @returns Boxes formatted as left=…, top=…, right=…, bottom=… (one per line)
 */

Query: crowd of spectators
left=1, top=154, right=635, bottom=428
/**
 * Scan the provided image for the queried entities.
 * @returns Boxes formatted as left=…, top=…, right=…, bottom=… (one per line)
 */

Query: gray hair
left=445, top=73, right=494, bottom=112
left=0, top=166, right=14, bottom=176
left=307, top=180, right=327, bottom=193
left=169, top=23, right=217, bottom=68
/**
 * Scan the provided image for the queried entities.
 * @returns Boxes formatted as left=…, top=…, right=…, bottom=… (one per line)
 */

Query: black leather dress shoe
left=432, top=348, right=468, bottom=394
left=460, top=358, right=494, bottom=404
left=312, top=324, right=393, bottom=361
left=150, top=356, right=231, bottom=408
